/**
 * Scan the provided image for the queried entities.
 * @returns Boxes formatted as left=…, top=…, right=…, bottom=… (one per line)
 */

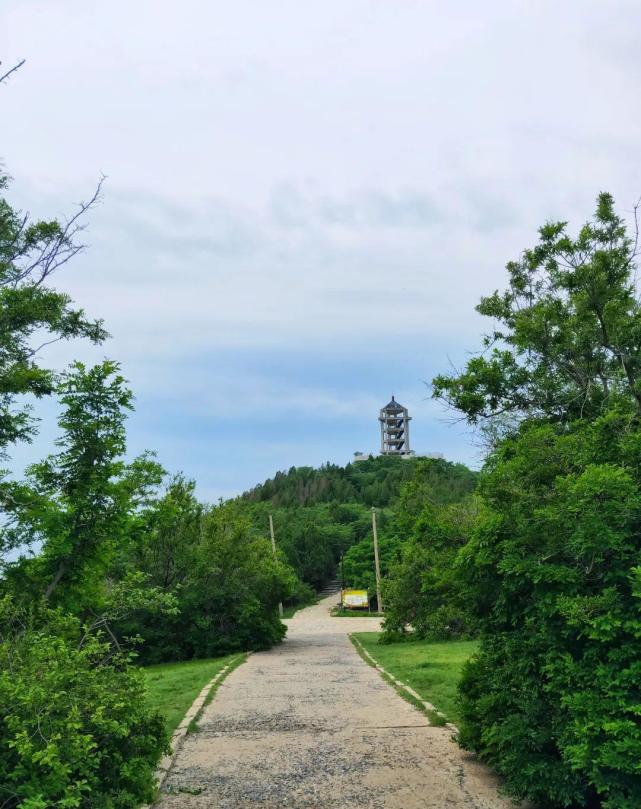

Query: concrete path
left=156, top=594, right=518, bottom=808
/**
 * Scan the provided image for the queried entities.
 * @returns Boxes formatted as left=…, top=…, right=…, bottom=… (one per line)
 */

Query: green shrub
left=342, top=531, right=401, bottom=599
left=0, top=603, right=168, bottom=808
left=428, top=193, right=641, bottom=808
left=115, top=488, right=294, bottom=663
left=382, top=498, right=479, bottom=641
left=457, top=414, right=641, bottom=808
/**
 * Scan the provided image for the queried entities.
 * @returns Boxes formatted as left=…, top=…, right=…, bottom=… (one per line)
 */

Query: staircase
left=317, top=579, right=341, bottom=599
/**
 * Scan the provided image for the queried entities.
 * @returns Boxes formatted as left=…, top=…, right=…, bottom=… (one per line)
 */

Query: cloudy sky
left=1, top=1, right=640, bottom=499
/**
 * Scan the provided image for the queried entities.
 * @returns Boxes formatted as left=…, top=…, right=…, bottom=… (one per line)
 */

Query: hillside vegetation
left=243, top=456, right=473, bottom=508
left=241, top=456, right=477, bottom=599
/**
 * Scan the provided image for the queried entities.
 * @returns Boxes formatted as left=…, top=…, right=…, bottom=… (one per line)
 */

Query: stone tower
left=379, top=396, right=412, bottom=456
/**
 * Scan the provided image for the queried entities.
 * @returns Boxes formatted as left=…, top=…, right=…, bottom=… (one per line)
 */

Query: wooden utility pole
left=371, top=507, right=383, bottom=613
left=269, top=514, right=284, bottom=618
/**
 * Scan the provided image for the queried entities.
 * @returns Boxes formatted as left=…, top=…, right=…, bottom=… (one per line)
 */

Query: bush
left=0, top=603, right=168, bottom=808
left=382, top=499, right=479, bottom=641
left=116, top=489, right=295, bottom=663
left=457, top=413, right=641, bottom=808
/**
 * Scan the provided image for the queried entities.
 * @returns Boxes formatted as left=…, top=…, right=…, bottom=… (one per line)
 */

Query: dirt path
left=156, top=594, right=517, bottom=808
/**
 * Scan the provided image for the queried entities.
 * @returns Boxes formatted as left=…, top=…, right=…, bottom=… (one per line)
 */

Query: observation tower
left=379, top=396, right=412, bottom=456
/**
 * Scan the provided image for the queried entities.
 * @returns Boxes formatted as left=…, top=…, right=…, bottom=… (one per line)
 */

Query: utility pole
left=269, top=514, right=284, bottom=619
left=371, top=507, right=383, bottom=613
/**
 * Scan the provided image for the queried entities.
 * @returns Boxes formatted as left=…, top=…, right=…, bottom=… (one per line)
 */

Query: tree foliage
left=314, top=458, right=479, bottom=612
left=383, top=497, right=479, bottom=640
left=243, top=456, right=477, bottom=598
left=115, top=479, right=295, bottom=663
left=378, top=459, right=479, bottom=637
left=443, top=196, right=641, bottom=809
left=458, top=413, right=641, bottom=808
left=1, top=361, right=164, bottom=611
left=258, top=502, right=369, bottom=590
left=0, top=600, right=168, bottom=809
left=243, top=455, right=423, bottom=508
left=434, top=193, right=641, bottom=426
left=0, top=174, right=106, bottom=456
left=0, top=160, right=181, bottom=807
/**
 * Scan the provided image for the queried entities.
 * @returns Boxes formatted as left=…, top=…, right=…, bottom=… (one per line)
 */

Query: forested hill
left=242, top=455, right=477, bottom=508
left=239, top=456, right=478, bottom=594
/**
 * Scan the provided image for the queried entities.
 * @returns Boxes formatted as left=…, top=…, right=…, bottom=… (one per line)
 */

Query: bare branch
left=3, top=176, right=107, bottom=291
left=0, top=58, right=25, bottom=85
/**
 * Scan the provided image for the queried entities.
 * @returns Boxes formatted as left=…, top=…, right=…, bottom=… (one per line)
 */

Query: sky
left=1, top=1, right=640, bottom=500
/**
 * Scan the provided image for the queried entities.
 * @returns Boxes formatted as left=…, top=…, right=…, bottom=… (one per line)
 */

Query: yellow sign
left=342, top=589, right=369, bottom=609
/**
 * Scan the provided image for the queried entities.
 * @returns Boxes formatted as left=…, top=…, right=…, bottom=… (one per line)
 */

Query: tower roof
left=382, top=395, right=405, bottom=413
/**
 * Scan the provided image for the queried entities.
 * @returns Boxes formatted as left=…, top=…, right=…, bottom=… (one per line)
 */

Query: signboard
left=342, top=589, right=369, bottom=609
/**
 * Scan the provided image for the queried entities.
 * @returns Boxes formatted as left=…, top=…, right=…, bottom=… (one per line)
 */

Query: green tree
left=457, top=416, right=641, bottom=808
left=0, top=599, right=169, bottom=809
left=242, top=457, right=477, bottom=597
left=243, top=456, right=423, bottom=508
left=341, top=529, right=400, bottom=601
left=439, top=195, right=641, bottom=808
left=1, top=361, right=164, bottom=612
left=0, top=139, right=170, bottom=802
left=0, top=175, right=106, bottom=456
left=434, top=193, right=641, bottom=426
left=117, top=486, right=296, bottom=663
left=383, top=497, right=479, bottom=639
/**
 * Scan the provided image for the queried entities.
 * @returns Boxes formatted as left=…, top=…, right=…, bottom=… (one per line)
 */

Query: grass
left=351, top=632, right=478, bottom=725
left=330, top=607, right=383, bottom=617
left=349, top=636, right=446, bottom=726
left=143, top=654, right=238, bottom=734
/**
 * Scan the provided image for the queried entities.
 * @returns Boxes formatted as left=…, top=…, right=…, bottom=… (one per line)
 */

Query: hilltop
left=240, top=455, right=477, bottom=592
left=242, top=454, right=477, bottom=509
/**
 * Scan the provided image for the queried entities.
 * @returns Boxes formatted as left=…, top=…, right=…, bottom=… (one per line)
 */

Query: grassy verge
left=351, top=632, right=478, bottom=725
left=143, top=654, right=239, bottom=734
left=331, top=607, right=382, bottom=617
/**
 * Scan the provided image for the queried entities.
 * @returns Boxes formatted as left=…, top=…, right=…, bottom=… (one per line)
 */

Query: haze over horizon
left=2, top=1, right=640, bottom=500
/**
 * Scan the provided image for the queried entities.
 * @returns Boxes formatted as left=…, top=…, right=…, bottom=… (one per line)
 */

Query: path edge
left=149, top=652, right=249, bottom=804
left=349, top=634, right=458, bottom=733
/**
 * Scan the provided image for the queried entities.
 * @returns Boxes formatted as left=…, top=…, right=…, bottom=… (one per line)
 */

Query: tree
left=0, top=174, right=107, bottom=458
left=440, top=195, right=641, bottom=809
left=383, top=497, right=479, bottom=640
left=342, top=529, right=400, bottom=601
left=116, top=486, right=296, bottom=663
left=433, top=193, right=641, bottom=427
left=1, top=361, right=164, bottom=612
left=0, top=58, right=25, bottom=86
left=457, top=415, right=641, bottom=808
left=0, top=84, right=172, bottom=805
left=0, top=598, right=169, bottom=809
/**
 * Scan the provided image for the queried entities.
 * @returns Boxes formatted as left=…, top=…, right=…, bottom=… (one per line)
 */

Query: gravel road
left=156, top=593, right=519, bottom=808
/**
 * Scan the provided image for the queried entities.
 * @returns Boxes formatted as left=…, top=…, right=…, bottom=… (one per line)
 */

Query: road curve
left=156, top=593, right=518, bottom=808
